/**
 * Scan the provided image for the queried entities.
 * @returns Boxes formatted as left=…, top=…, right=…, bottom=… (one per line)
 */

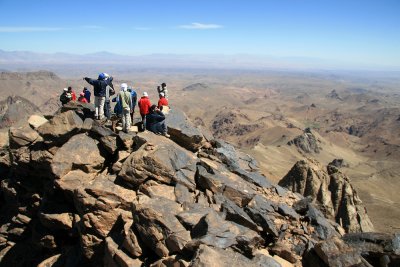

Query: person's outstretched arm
left=84, top=77, right=96, bottom=85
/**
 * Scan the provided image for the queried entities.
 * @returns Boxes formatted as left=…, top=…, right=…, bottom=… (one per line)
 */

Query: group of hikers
left=59, top=73, right=170, bottom=136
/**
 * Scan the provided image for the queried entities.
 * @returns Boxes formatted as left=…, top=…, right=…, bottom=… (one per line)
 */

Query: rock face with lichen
left=0, top=102, right=398, bottom=267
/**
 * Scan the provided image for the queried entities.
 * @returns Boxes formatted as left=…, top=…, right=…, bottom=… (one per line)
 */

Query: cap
left=63, top=88, right=68, bottom=91
left=143, top=92, right=148, bottom=97
left=159, top=92, right=164, bottom=97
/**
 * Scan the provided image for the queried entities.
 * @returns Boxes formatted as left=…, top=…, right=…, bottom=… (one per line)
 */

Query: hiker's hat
left=63, top=88, right=68, bottom=91
left=143, top=92, right=148, bottom=97
left=120, top=83, right=128, bottom=91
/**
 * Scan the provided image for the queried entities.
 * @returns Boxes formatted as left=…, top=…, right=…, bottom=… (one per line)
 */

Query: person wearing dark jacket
left=146, top=105, right=170, bottom=137
left=84, top=73, right=114, bottom=120
left=59, top=88, right=71, bottom=106
left=83, top=87, right=91, bottom=103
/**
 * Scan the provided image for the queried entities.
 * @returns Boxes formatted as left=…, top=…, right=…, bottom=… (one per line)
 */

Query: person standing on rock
left=138, top=92, right=151, bottom=131
left=84, top=73, right=114, bottom=120
left=118, top=83, right=133, bottom=133
left=59, top=88, right=72, bottom=106
left=157, top=83, right=168, bottom=99
left=103, top=73, right=115, bottom=121
left=127, top=86, right=137, bottom=124
left=146, top=105, right=170, bottom=137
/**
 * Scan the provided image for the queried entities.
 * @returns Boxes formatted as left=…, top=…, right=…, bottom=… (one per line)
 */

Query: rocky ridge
left=0, top=102, right=398, bottom=266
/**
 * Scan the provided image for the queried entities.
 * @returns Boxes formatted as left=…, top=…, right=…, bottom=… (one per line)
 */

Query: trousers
left=122, top=109, right=131, bottom=133
left=95, top=96, right=105, bottom=119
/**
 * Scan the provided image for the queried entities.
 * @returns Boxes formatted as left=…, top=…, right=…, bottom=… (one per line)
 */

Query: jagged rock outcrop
left=287, top=128, right=321, bottom=153
left=0, top=96, right=41, bottom=128
left=211, top=109, right=262, bottom=139
left=328, top=158, right=349, bottom=168
left=0, top=103, right=397, bottom=267
left=279, top=158, right=374, bottom=233
left=326, top=90, right=342, bottom=101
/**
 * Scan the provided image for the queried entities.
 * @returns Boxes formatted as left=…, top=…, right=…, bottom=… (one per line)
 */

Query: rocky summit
left=0, top=102, right=399, bottom=267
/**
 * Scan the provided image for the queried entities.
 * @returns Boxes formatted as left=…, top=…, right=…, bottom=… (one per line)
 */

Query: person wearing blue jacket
left=84, top=73, right=114, bottom=120
left=83, top=87, right=91, bottom=103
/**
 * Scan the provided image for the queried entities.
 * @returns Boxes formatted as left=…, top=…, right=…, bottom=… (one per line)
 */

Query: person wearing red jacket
left=68, top=87, right=77, bottom=101
left=138, top=92, right=151, bottom=131
left=157, top=92, right=169, bottom=109
left=78, top=92, right=88, bottom=103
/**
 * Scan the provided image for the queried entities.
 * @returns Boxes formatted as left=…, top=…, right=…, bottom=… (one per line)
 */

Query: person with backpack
left=146, top=105, right=170, bottom=137
left=138, top=92, right=151, bottom=131
left=118, top=83, right=133, bottom=133
left=84, top=73, right=114, bottom=120
left=157, top=82, right=168, bottom=99
left=59, top=88, right=72, bottom=106
left=127, top=86, right=137, bottom=124
left=83, top=87, right=91, bottom=103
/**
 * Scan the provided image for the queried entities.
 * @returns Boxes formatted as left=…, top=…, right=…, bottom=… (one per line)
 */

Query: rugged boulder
left=279, top=158, right=374, bottom=233
left=165, top=108, right=205, bottom=152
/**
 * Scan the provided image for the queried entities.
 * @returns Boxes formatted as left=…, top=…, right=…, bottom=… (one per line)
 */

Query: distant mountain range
left=1, top=49, right=399, bottom=72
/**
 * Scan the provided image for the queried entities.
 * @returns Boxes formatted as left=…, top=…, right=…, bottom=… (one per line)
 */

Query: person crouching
left=146, top=105, right=170, bottom=137
left=119, top=83, right=133, bottom=133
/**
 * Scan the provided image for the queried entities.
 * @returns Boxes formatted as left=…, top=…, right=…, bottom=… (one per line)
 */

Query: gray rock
left=100, top=135, right=118, bottom=154
left=220, top=195, right=260, bottom=232
left=132, top=196, right=191, bottom=258
left=307, top=204, right=340, bottom=240
left=9, top=126, right=39, bottom=148
left=343, top=232, right=400, bottom=256
left=165, top=108, right=204, bottom=152
left=189, top=245, right=281, bottom=267
left=314, top=236, right=363, bottom=267
left=277, top=203, right=300, bottom=220
left=51, top=133, right=104, bottom=178
left=119, top=132, right=198, bottom=188
left=37, top=110, right=83, bottom=145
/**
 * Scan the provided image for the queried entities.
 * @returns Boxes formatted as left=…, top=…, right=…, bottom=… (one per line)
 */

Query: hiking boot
left=163, top=132, right=170, bottom=138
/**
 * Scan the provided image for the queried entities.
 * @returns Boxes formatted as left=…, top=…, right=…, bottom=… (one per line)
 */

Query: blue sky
left=0, top=0, right=399, bottom=68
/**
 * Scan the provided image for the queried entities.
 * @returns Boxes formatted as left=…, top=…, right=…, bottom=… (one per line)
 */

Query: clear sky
left=0, top=0, right=399, bottom=68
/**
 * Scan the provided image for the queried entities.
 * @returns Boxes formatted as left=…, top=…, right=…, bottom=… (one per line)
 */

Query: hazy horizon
left=0, top=0, right=399, bottom=71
